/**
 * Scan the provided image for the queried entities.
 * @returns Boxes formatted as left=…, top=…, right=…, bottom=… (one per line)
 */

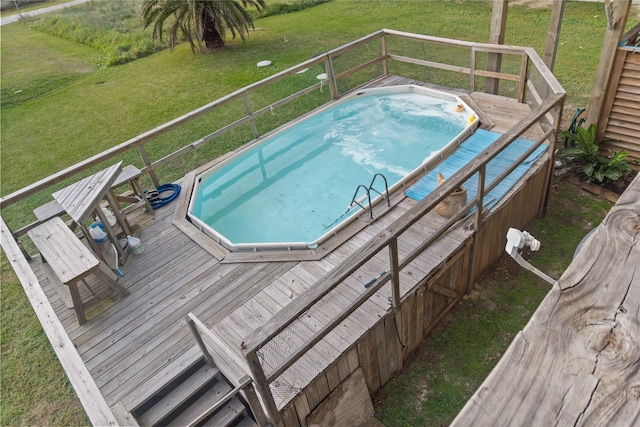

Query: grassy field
left=2, top=0, right=623, bottom=197
left=0, top=0, right=632, bottom=425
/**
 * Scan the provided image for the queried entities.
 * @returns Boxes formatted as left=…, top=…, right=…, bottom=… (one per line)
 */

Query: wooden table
left=52, top=161, right=132, bottom=264
left=28, top=217, right=128, bottom=325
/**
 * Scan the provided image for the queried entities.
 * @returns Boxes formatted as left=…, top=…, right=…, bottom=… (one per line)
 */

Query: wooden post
left=585, top=0, right=631, bottom=129
left=243, top=92, right=259, bottom=139
left=137, top=145, right=160, bottom=188
left=474, top=164, right=486, bottom=234
left=185, top=316, right=216, bottom=367
left=389, top=237, right=400, bottom=309
left=380, top=34, right=389, bottom=77
left=245, top=349, right=283, bottom=427
left=487, top=0, right=508, bottom=94
left=543, top=0, right=565, bottom=72
left=541, top=103, right=565, bottom=217
left=325, top=56, right=339, bottom=100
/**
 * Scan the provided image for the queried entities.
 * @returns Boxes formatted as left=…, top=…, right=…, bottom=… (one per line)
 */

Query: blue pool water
left=188, top=86, right=477, bottom=250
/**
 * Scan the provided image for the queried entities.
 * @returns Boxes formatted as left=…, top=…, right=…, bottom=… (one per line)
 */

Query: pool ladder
left=349, top=173, right=390, bottom=219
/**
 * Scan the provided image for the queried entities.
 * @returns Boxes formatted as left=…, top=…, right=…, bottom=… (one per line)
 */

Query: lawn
left=0, top=0, right=632, bottom=425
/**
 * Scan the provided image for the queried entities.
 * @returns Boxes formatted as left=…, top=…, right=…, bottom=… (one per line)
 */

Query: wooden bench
left=28, top=217, right=128, bottom=325
left=33, top=165, right=154, bottom=225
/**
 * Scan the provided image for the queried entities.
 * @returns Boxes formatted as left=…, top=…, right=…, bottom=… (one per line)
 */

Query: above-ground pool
left=188, top=85, right=478, bottom=251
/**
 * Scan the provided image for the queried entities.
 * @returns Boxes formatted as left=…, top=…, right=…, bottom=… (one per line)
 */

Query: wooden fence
left=598, top=23, right=640, bottom=163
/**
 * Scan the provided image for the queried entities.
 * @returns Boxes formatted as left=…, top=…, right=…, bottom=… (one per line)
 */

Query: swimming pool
left=188, top=85, right=478, bottom=251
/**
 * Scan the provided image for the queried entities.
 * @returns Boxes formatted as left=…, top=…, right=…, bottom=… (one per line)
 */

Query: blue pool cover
left=405, top=129, right=547, bottom=211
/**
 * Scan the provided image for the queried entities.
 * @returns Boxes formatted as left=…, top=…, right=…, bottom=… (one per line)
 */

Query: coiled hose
left=564, top=108, right=585, bottom=148
left=144, top=183, right=181, bottom=209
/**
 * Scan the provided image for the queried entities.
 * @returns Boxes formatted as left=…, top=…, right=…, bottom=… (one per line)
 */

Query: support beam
left=585, top=0, right=632, bottom=129
left=543, top=0, right=566, bottom=71
left=487, top=0, right=508, bottom=94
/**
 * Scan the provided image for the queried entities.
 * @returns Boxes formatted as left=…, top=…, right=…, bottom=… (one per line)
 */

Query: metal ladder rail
left=368, top=173, right=390, bottom=208
left=349, top=184, right=374, bottom=219
left=348, top=173, right=390, bottom=220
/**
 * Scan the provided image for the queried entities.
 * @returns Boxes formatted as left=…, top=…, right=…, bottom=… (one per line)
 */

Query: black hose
left=144, top=183, right=181, bottom=209
left=564, top=108, right=585, bottom=148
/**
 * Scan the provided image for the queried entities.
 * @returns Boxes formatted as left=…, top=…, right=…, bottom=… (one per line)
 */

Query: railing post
left=245, top=349, right=283, bottom=427
left=474, top=164, right=486, bottom=233
left=541, top=102, right=564, bottom=216
left=389, top=237, right=401, bottom=309
left=243, top=92, right=259, bottom=139
left=518, top=53, right=529, bottom=103
left=137, top=145, right=160, bottom=188
left=325, top=56, right=339, bottom=100
left=470, top=48, right=477, bottom=92
left=466, top=164, right=487, bottom=294
left=185, top=316, right=216, bottom=367
left=381, top=32, right=389, bottom=76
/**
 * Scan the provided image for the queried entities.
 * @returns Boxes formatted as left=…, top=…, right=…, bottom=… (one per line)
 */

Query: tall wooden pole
left=585, top=0, right=631, bottom=129
left=487, top=0, right=508, bottom=94
left=544, top=0, right=566, bottom=71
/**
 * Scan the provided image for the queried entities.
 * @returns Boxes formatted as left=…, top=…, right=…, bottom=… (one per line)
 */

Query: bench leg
left=68, top=282, right=87, bottom=325
left=94, top=265, right=128, bottom=297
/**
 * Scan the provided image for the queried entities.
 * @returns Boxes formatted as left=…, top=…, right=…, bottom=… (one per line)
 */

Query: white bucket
left=127, top=235, right=143, bottom=255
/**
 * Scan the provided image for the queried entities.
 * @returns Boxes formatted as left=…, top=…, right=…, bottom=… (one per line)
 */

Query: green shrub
left=29, top=0, right=167, bottom=67
left=561, top=124, right=631, bottom=184
left=257, top=0, right=332, bottom=18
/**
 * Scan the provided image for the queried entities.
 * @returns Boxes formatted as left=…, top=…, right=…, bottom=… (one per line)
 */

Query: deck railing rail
left=0, top=29, right=565, bottom=427
left=240, top=93, right=564, bottom=426
left=2, top=29, right=560, bottom=237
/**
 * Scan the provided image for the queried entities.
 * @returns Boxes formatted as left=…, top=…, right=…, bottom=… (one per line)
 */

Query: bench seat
left=28, top=217, right=128, bottom=325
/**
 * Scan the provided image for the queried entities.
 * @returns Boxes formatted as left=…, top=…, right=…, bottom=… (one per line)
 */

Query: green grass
left=0, top=0, right=631, bottom=424
left=2, top=1, right=619, bottom=197
left=1, top=255, right=90, bottom=425
left=27, top=0, right=167, bottom=67
left=373, top=182, right=613, bottom=426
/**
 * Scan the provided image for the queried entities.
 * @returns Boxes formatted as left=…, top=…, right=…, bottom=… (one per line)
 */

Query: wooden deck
left=25, top=79, right=551, bottom=425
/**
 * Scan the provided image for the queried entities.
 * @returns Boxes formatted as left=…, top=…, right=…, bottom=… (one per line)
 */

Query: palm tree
left=141, top=0, right=266, bottom=53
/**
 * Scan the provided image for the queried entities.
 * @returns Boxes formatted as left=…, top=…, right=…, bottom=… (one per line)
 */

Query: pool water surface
left=188, top=85, right=477, bottom=251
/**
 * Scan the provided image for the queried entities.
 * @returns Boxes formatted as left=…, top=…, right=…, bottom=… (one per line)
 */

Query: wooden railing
left=1, top=29, right=560, bottom=237
left=240, top=92, right=564, bottom=426
left=0, top=29, right=565, bottom=427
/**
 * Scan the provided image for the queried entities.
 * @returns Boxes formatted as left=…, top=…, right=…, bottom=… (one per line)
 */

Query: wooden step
left=168, top=381, right=245, bottom=427
left=234, top=416, right=260, bottom=427
left=136, top=363, right=220, bottom=426
left=126, top=346, right=204, bottom=413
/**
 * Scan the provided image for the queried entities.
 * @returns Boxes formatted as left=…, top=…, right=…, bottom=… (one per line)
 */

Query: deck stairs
left=130, top=354, right=260, bottom=427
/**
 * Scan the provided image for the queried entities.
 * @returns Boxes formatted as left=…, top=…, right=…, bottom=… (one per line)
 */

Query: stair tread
left=137, top=363, right=220, bottom=426
left=126, top=345, right=203, bottom=411
left=234, top=416, right=259, bottom=427
left=199, top=396, right=248, bottom=427
left=169, top=381, right=243, bottom=427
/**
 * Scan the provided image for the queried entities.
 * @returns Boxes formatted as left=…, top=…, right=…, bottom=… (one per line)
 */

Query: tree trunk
left=201, top=10, right=224, bottom=49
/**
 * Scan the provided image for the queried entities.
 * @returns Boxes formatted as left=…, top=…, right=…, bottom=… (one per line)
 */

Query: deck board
left=24, top=75, right=549, bottom=422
